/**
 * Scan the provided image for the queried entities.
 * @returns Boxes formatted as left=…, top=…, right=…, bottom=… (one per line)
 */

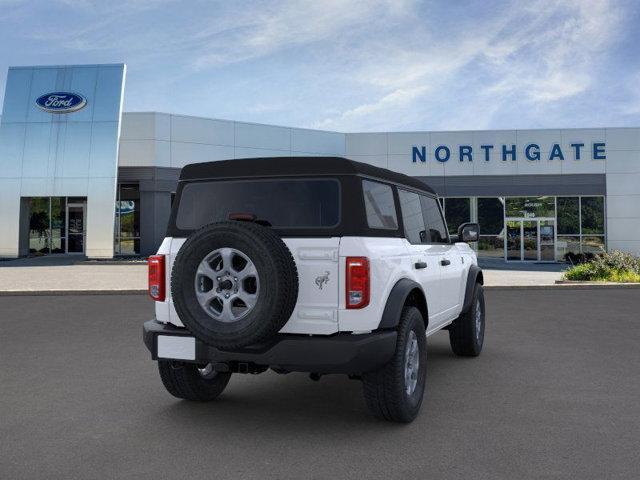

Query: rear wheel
left=158, top=360, right=231, bottom=401
left=449, top=283, right=485, bottom=356
left=362, top=306, right=427, bottom=423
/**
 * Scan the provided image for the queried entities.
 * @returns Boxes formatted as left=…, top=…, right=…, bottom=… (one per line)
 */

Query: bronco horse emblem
left=315, top=271, right=330, bottom=290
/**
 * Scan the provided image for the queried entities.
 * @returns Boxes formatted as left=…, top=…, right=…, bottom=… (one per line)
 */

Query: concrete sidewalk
left=0, top=255, right=567, bottom=293
left=478, top=257, right=566, bottom=286
left=0, top=256, right=147, bottom=294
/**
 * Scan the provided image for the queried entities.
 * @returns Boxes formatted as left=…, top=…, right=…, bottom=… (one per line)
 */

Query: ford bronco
left=143, top=156, right=485, bottom=423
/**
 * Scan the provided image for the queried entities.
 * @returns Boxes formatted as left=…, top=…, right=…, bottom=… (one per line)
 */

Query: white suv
left=143, top=157, right=485, bottom=423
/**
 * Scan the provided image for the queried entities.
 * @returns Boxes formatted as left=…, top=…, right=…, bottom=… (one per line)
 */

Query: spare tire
left=171, top=221, right=298, bottom=349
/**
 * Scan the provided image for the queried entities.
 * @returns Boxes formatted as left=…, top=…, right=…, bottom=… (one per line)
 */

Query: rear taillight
left=346, top=256, right=369, bottom=309
left=148, top=255, right=165, bottom=301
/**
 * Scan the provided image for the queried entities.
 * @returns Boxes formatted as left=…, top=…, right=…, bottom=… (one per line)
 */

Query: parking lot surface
left=1, top=289, right=639, bottom=479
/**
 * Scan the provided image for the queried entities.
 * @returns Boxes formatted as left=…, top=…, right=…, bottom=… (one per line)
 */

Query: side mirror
left=457, top=222, right=480, bottom=243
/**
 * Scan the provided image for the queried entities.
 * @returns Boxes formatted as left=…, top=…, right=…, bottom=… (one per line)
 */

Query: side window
left=420, top=195, right=449, bottom=243
left=398, top=189, right=427, bottom=244
left=362, top=180, right=398, bottom=230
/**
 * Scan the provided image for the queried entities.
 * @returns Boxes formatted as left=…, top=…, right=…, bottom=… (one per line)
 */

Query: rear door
left=397, top=189, right=444, bottom=324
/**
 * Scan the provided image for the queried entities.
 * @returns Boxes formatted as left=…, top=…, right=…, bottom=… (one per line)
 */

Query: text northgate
left=411, top=142, right=606, bottom=163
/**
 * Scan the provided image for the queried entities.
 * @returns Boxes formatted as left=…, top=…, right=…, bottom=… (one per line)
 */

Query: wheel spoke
left=236, top=260, right=257, bottom=281
left=195, top=288, right=217, bottom=305
left=220, top=248, right=234, bottom=272
left=216, top=296, right=237, bottom=322
left=197, top=261, right=218, bottom=281
left=236, top=291, right=257, bottom=309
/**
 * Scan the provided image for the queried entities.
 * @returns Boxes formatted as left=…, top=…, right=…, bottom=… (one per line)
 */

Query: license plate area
left=157, top=335, right=196, bottom=360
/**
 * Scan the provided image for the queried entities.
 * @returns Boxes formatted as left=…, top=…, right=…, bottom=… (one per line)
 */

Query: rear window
left=175, top=178, right=340, bottom=230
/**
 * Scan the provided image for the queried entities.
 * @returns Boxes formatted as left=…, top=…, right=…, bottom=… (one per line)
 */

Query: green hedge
left=564, top=251, right=640, bottom=282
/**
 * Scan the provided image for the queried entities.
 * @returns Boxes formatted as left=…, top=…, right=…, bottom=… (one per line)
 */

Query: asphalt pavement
left=1, top=289, right=639, bottom=479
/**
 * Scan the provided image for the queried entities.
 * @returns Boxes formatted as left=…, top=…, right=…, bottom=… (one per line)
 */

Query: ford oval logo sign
left=35, top=92, right=87, bottom=114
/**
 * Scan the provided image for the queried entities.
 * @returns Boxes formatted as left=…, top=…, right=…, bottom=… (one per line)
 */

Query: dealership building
left=1, top=63, right=639, bottom=261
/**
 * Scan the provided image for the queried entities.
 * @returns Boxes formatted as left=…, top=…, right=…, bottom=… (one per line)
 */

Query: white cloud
left=315, top=0, right=625, bottom=130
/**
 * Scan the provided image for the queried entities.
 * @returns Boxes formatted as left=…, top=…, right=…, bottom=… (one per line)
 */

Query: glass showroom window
left=556, top=196, right=606, bottom=258
left=477, top=197, right=505, bottom=258
left=505, top=196, right=555, bottom=218
left=28, top=198, right=51, bottom=254
left=28, top=197, right=67, bottom=254
left=114, top=184, right=141, bottom=255
left=581, top=197, right=605, bottom=254
left=442, top=198, right=471, bottom=235
left=557, top=197, right=580, bottom=259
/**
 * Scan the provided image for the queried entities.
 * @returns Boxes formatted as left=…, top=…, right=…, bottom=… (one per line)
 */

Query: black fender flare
left=377, top=278, right=428, bottom=330
left=461, top=265, right=484, bottom=314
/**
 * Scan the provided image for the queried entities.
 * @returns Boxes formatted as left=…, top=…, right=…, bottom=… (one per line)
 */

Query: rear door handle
left=414, top=261, right=427, bottom=270
left=440, top=259, right=451, bottom=266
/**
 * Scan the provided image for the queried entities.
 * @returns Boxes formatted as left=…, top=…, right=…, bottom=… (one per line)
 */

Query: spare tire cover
left=171, top=221, right=298, bottom=349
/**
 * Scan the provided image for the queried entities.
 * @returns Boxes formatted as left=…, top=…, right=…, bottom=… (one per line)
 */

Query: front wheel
left=449, top=283, right=485, bottom=356
left=362, top=306, right=427, bottom=423
left=158, top=360, right=232, bottom=401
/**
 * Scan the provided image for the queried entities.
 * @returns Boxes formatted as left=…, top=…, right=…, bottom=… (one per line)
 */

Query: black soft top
left=179, top=156, right=435, bottom=195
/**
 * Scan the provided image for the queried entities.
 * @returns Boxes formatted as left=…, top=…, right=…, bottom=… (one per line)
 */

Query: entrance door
left=504, top=219, right=556, bottom=261
left=66, top=203, right=86, bottom=254
left=523, top=220, right=538, bottom=261
left=506, top=220, right=522, bottom=261
left=540, top=220, right=555, bottom=261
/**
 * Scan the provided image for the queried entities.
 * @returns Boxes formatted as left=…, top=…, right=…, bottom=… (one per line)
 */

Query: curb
left=0, top=289, right=147, bottom=296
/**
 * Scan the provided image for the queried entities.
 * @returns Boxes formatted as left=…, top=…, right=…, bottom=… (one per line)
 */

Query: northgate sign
left=411, top=142, right=606, bottom=163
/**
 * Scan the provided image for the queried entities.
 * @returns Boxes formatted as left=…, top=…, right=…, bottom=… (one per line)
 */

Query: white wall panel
left=171, top=142, right=234, bottom=168
left=606, top=172, right=640, bottom=195
left=472, top=152, right=517, bottom=176
left=171, top=115, right=234, bottom=146
left=235, top=122, right=290, bottom=151
left=234, top=147, right=291, bottom=159
left=120, top=113, right=157, bottom=140
left=387, top=132, right=428, bottom=156
left=291, top=128, right=344, bottom=154
left=606, top=195, right=640, bottom=218
left=606, top=128, right=640, bottom=151
left=118, top=139, right=158, bottom=167
left=346, top=133, right=387, bottom=156
left=606, top=218, right=640, bottom=242
left=605, top=150, right=640, bottom=173
left=607, top=240, right=640, bottom=255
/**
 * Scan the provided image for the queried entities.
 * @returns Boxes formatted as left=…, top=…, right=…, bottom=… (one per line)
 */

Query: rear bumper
left=143, top=319, right=397, bottom=374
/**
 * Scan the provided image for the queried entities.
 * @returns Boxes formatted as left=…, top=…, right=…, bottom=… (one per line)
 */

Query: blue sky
left=1, top=0, right=639, bottom=132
